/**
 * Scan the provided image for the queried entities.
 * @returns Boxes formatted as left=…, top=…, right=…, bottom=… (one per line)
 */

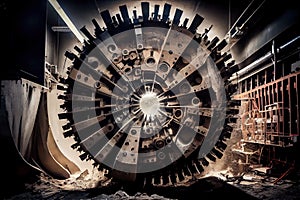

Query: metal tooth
left=201, top=24, right=213, bottom=39
left=63, top=130, right=73, bottom=138
left=112, top=16, right=118, bottom=26
left=177, top=170, right=185, bottom=182
left=228, top=64, right=239, bottom=74
left=79, top=152, right=89, bottom=161
left=144, top=176, right=153, bottom=187
left=210, top=51, right=222, bottom=62
left=224, top=124, right=234, bottom=132
left=214, top=52, right=227, bottom=64
left=65, top=69, right=70, bottom=76
left=153, top=174, right=161, bottom=185
left=132, top=10, right=138, bottom=24
left=74, top=45, right=82, bottom=53
left=194, top=159, right=204, bottom=173
left=182, top=165, right=192, bottom=177
left=226, top=60, right=235, bottom=68
left=100, top=10, right=113, bottom=29
left=211, top=147, right=223, bottom=159
left=104, top=169, right=112, bottom=178
left=215, top=140, right=227, bottom=151
left=172, top=8, right=183, bottom=26
left=182, top=18, right=189, bottom=28
left=91, top=18, right=102, bottom=34
left=64, top=77, right=75, bottom=88
left=200, top=157, right=209, bottom=166
left=188, top=14, right=204, bottom=34
left=161, top=3, right=171, bottom=23
left=95, top=163, right=108, bottom=172
left=92, top=162, right=99, bottom=168
left=215, top=52, right=232, bottom=65
left=221, top=53, right=233, bottom=63
left=206, top=152, right=216, bottom=162
left=187, top=162, right=198, bottom=175
left=213, top=39, right=228, bottom=52
left=141, top=2, right=149, bottom=22
left=80, top=26, right=95, bottom=42
left=191, top=161, right=202, bottom=175
left=225, top=116, right=238, bottom=124
left=59, top=77, right=67, bottom=84
left=204, top=39, right=210, bottom=46
left=73, top=134, right=80, bottom=143
left=201, top=34, right=208, bottom=45
left=84, top=39, right=96, bottom=50
left=220, top=130, right=231, bottom=140
left=119, top=5, right=131, bottom=25
left=56, top=85, right=67, bottom=91
left=58, top=112, right=72, bottom=120
left=153, top=4, right=159, bottom=21
left=170, top=172, right=177, bottom=184
left=60, top=102, right=71, bottom=111
left=62, top=123, right=71, bottom=130
left=116, top=14, right=123, bottom=25
left=71, top=142, right=80, bottom=150
left=193, top=33, right=202, bottom=43
left=64, top=51, right=77, bottom=61
left=162, top=173, right=170, bottom=185
left=207, top=36, right=219, bottom=50
left=227, top=99, right=241, bottom=107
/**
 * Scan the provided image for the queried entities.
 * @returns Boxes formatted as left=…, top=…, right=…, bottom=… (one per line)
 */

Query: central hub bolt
left=139, top=92, right=160, bottom=117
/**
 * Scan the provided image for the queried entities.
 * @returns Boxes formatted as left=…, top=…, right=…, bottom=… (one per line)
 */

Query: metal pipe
left=239, top=0, right=266, bottom=31
left=226, top=0, right=255, bottom=37
left=229, top=35, right=300, bottom=81
left=272, top=40, right=277, bottom=80
left=231, top=0, right=266, bottom=38
left=229, top=51, right=272, bottom=81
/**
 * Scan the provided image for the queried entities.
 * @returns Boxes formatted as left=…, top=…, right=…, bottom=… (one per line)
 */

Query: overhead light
left=51, top=26, right=71, bottom=32
left=48, top=0, right=85, bottom=43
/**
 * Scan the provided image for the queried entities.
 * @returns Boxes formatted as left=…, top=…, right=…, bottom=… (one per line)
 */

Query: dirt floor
left=5, top=167, right=300, bottom=200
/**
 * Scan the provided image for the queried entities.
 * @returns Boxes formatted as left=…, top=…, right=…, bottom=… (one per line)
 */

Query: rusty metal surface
left=234, top=71, right=300, bottom=146
left=56, top=1, right=240, bottom=184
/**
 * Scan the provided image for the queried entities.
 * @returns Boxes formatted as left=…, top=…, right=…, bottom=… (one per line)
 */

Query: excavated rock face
left=58, top=2, right=240, bottom=186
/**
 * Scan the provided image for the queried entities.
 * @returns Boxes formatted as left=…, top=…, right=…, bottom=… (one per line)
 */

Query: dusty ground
left=5, top=166, right=300, bottom=200
left=224, top=171, right=300, bottom=200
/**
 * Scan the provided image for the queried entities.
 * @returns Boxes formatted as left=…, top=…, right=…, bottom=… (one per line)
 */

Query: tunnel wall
left=0, top=79, right=82, bottom=198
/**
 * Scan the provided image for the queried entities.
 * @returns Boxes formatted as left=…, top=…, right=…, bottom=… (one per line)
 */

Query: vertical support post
left=272, top=40, right=277, bottom=81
